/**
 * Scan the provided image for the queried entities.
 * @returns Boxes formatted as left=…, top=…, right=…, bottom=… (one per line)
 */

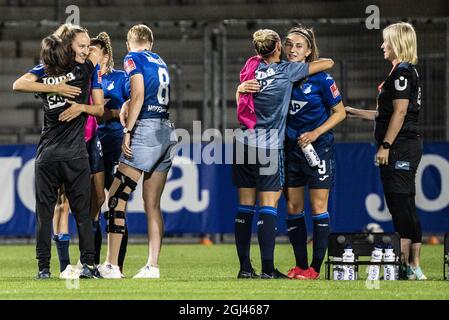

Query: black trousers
left=35, top=158, right=94, bottom=270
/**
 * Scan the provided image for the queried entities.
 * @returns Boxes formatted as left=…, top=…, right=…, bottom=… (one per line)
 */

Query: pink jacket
left=237, top=55, right=261, bottom=129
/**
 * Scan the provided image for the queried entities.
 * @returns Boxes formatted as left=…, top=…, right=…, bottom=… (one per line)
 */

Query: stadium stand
left=0, top=0, right=448, bottom=143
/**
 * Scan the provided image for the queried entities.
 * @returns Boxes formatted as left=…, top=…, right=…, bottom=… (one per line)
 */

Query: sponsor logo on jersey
left=289, top=100, right=308, bottom=115
left=124, top=58, right=136, bottom=74
left=147, top=105, right=167, bottom=113
left=258, top=78, right=274, bottom=92
left=255, top=68, right=275, bottom=80
left=394, top=76, right=408, bottom=91
left=330, top=82, right=340, bottom=98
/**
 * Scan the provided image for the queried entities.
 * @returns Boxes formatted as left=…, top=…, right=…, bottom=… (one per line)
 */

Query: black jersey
left=33, top=60, right=95, bottom=162
left=375, top=62, right=422, bottom=144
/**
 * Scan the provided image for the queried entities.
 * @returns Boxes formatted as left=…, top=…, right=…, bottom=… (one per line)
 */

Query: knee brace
left=104, top=171, right=137, bottom=234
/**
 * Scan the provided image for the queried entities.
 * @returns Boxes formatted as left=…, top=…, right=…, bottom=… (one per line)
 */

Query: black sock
left=118, top=224, right=128, bottom=272
left=92, top=220, right=102, bottom=265
left=286, top=212, right=308, bottom=270
left=53, top=233, right=70, bottom=272
left=311, top=212, right=330, bottom=273
left=235, top=205, right=256, bottom=272
left=257, top=206, right=277, bottom=274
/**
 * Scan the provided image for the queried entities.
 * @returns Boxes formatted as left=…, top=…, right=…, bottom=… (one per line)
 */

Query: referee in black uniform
left=346, top=22, right=426, bottom=280
left=13, top=25, right=103, bottom=279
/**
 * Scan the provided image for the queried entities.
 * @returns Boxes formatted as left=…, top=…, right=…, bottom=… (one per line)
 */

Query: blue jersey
left=91, top=64, right=102, bottom=90
left=123, top=50, right=170, bottom=119
left=286, top=72, right=342, bottom=144
left=97, top=69, right=129, bottom=138
left=239, top=60, right=309, bottom=149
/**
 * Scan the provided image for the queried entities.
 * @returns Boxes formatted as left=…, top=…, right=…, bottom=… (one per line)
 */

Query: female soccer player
left=234, top=29, right=334, bottom=279
left=91, top=31, right=130, bottom=274
left=282, top=26, right=346, bottom=280
left=99, top=24, right=177, bottom=279
left=13, top=24, right=103, bottom=279
left=38, top=24, right=106, bottom=280
left=346, top=22, right=425, bottom=280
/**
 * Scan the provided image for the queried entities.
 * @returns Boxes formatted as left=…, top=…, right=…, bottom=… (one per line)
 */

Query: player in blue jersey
left=99, top=24, right=177, bottom=279
left=283, top=26, right=346, bottom=280
left=90, top=32, right=130, bottom=275
left=234, top=29, right=334, bottom=279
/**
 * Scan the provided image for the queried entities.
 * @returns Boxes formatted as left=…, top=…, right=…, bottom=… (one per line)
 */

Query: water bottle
left=301, top=144, right=320, bottom=167
left=342, top=246, right=356, bottom=280
left=332, top=257, right=344, bottom=280
left=367, top=244, right=383, bottom=281
left=383, top=245, right=397, bottom=280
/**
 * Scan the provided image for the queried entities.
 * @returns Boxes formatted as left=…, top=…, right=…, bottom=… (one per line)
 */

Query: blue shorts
left=99, top=130, right=123, bottom=190
left=285, top=139, right=335, bottom=189
left=119, top=118, right=177, bottom=173
left=232, top=140, right=285, bottom=192
left=87, top=133, right=105, bottom=174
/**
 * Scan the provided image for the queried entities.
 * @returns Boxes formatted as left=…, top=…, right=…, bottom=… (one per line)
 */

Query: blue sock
left=311, top=212, right=330, bottom=272
left=257, top=206, right=277, bottom=274
left=235, top=205, right=256, bottom=272
left=286, top=212, right=308, bottom=270
left=53, top=233, right=70, bottom=272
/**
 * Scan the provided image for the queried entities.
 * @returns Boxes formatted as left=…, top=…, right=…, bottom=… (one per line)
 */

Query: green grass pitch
left=0, top=243, right=448, bottom=300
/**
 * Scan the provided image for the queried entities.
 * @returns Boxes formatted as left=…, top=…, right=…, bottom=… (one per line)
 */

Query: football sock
left=286, top=212, right=308, bottom=270
left=257, top=206, right=277, bottom=274
left=311, top=212, right=330, bottom=272
left=235, top=205, right=256, bottom=272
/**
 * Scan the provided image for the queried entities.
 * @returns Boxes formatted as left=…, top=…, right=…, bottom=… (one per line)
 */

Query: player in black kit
left=13, top=24, right=104, bottom=279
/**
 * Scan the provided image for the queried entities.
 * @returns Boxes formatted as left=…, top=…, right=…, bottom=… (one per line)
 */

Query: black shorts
left=285, top=139, right=335, bottom=189
left=232, top=140, right=285, bottom=192
left=86, top=134, right=105, bottom=174
left=380, top=138, right=422, bottom=195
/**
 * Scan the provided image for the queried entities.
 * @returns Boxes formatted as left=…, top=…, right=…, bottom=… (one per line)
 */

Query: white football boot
left=59, top=265, right=79, bottom=280
left=133, top=265, right=160, bottom=279
left=98, top=263, right=122, bottom=279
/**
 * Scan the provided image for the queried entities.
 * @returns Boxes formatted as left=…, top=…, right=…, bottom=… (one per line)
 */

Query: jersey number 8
left=157, top=67, right=169, bottom=105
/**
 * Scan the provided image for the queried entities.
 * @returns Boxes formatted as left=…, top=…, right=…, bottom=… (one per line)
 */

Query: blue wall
left=1, top=143, right=448, bottom=236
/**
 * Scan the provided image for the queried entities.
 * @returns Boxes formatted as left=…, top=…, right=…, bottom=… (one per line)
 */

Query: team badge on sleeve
left=97, top=70, right=102, bottom=84
left=124, top=58, right=136, bottom=74
left=330, top=82, right=340, bottom=98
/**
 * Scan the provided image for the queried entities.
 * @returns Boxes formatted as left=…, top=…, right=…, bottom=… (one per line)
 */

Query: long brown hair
left=39, top=34, right=74, bottom=76
left=41, top=23, right=87, bottom=75
left=286, top=26, right=319, bottom=62
left=91, top=31, right=114, bottom=73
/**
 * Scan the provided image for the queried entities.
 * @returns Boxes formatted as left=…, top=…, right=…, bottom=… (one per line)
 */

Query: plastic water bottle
left=301, top=144, right=320, bottom=167
left=383, top=245, right=397, bottom=280
left=367, top=244, right=383, bottom=281
left=332, top=257, right=344, bottom=280
left=342, top=246, right=356, bottom=280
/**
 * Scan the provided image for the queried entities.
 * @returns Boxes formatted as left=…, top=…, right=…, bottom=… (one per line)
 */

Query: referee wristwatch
left=123, top=127, right=133, bottom=134
left=382, top=141, right=392, bottom=149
